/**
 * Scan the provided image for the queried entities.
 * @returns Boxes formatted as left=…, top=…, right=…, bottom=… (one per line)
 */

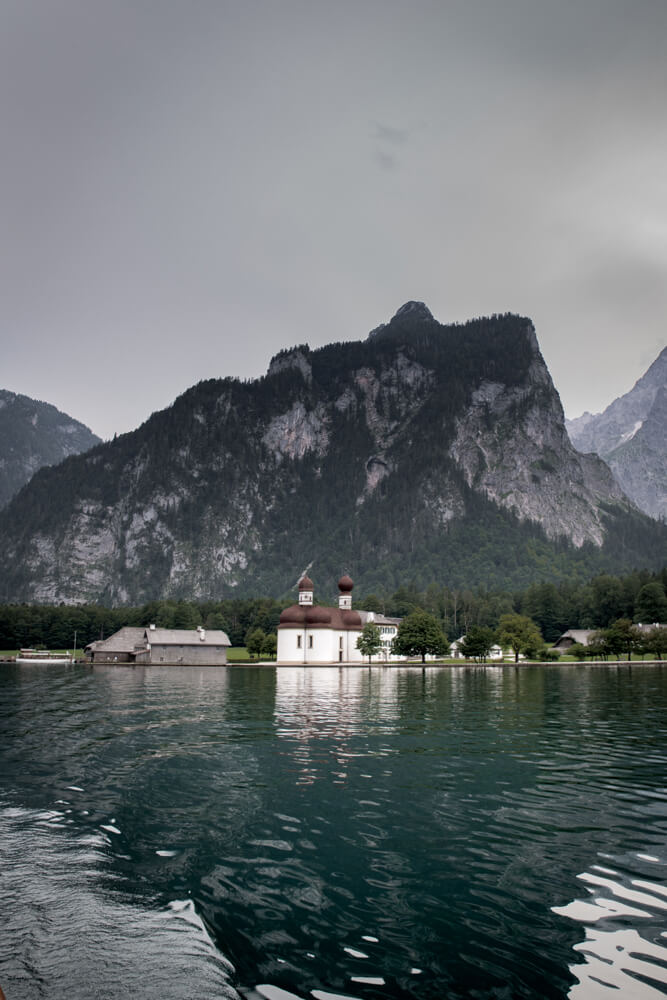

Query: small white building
left=277, top=574, right=401, bottom=664
left=359, top=610, right=402, bottom=660
left=449, top=637, right=505, bottom=660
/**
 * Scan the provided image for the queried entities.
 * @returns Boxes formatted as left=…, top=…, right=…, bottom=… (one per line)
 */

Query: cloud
left=370, top=121, right=410, bottom=171
left=1, top=1, right=666, bottom=436
left=373, top=149, right=397, bottom=171
left=373, top=122, right=409, bottom=145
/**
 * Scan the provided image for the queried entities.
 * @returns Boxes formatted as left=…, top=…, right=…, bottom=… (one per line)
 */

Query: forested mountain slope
left=0, top=304, right=663, bottom=604
left=0, top=390, right=101, bottom=509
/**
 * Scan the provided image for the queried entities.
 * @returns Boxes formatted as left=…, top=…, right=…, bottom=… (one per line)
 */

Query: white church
left=276, top=574, right=401, bottom=664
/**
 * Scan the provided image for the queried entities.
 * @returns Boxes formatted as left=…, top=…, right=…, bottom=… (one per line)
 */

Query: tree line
left=358, top=610, right=667, bottom=664
left=0, top=567, right=665, bottom=652
left=566, top=619, right=667, bottom=661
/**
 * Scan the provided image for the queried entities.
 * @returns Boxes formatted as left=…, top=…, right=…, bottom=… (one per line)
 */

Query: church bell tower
left=298, top=574, right=314, bottom=606
left=338, top=575, right=354, bottom=610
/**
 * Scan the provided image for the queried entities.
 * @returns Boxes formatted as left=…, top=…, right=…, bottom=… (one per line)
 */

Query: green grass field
left=226, top=646, right=249, bottom=661
left=226, top=647, right=276, bottom=662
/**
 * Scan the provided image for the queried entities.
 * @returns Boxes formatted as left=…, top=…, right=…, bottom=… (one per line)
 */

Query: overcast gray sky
left=2, top=0, right=666, bottom=440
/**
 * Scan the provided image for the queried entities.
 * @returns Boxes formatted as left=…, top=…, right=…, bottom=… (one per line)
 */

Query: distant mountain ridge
left=0, top=390, right=101, bottom=509
left=0, top=305, right=663, bottom=605
left=566, top=347, right=667, bottom=520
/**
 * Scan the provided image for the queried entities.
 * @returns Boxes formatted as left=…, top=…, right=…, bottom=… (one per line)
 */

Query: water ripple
left=2, top=662, right=667, bottom=999
left=0, top=801, right=238, bottom=1000
left=554, top=851, right=667, bottom=998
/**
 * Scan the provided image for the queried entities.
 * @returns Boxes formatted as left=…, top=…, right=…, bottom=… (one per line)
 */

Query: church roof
left=278, top=604, right=362, bottom=630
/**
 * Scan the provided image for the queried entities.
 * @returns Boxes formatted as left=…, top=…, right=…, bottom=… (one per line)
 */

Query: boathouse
left=85, top=627, right=146, bottom=663
left=85, top=625, right=231, bottom=665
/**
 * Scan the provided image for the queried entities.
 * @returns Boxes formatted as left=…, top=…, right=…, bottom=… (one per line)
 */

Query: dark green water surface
left=1, top=663, right=666, bottom=1000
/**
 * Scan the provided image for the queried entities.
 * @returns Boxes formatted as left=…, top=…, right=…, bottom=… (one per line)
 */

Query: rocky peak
left=0, top=390, right=100, bottom=509
left=601, top=384, right=667, bottom=521
left=566, top=345, right=667, bottom=520
left=267, top=345, right=312, bottom=384
left=567, top=345, right=667, bottom=456
left=391, top=300, right=434, bottom=323
left=0, top=311, right=663, bottom=604
left=367, top=301, right=435, bottom=341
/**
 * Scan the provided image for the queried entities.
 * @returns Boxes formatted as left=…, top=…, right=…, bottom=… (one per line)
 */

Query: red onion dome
left=338, top=575, right=354, bottom=593
left=298, top=575, right=314, bottom=591
left=341, top=610, right=362, bottom=627
left=279, top=605, right=307, bottom=625
left=306, top=606, right=332, bottom=624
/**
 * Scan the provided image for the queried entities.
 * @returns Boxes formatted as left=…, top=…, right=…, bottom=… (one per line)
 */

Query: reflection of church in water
left=277, top=574, right=400, bottom=664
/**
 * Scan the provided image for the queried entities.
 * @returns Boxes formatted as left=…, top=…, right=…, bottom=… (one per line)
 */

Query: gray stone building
left=135, top=626, right=231, bottom=664
left=85, top=627, right=147, bottom=663
left=85, top=625, right=231, bottom=665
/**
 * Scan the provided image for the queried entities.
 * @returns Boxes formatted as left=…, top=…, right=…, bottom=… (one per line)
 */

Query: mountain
left=0, top=304, right=664, bottom=605
left=0, top=390, right=101, bottom=509
left=566, top=347, right=667, bottom=521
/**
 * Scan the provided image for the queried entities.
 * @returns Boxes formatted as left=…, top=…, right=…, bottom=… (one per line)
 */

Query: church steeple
left=338, top=575, right=354, bottom=610
left=298, top=574, right=314, bottom=606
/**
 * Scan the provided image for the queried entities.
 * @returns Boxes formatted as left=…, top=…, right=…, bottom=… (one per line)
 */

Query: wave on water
left=0, top=802, right=238, bottom=1000
left=0, top=800, right=367, bottom=1000
left=244, top=987, right=365, bottom=1000
left=553, top=851, right=667, bottom=998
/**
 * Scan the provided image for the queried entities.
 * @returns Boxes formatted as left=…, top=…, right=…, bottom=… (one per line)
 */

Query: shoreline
left=4, top=658, right=663, bottom=668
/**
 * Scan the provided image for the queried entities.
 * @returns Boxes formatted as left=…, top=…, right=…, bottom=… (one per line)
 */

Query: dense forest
left=1, top=566, right=665, bottom=651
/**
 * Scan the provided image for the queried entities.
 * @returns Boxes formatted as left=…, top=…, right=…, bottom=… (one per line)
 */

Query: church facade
left=276, top=574, right=401, bottom=664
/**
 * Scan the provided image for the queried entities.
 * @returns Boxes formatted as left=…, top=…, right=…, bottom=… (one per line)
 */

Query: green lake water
left=1, top=663, right=666, bottom=999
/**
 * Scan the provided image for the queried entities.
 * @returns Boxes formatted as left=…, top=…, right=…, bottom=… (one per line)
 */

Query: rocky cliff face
left=449, top=356, right=626, bottom=547
left=0, top=306, right=662, bottom=604
left=0, top=390, right=101, bottom=509
left=566, top=347, right=667, bottom=520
